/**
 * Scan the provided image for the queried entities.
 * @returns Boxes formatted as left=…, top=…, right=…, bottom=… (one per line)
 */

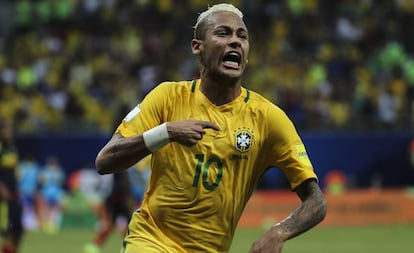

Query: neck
left=199, top=75, right=242, bottom=106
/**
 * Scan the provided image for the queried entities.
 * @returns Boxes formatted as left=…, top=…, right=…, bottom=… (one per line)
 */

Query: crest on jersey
left=234, top=128, right=253, bottom=152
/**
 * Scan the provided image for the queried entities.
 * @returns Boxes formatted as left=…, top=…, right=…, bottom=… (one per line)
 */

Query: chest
left=172, top=102, right=265, bottom=155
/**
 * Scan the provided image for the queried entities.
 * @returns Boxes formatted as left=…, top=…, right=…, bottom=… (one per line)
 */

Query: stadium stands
left=0, top=0, right=413, bottom=134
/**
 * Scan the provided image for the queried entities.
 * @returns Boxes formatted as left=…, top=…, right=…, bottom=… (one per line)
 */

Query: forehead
left=205, top=12, right=247, bottom=31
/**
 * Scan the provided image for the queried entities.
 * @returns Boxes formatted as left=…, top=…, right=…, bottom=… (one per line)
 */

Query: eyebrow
left=214, top=25, right=248, bottom=33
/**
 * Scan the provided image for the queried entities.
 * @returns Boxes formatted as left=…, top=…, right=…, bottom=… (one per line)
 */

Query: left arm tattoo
left=274, top=179, right=327, bottom=240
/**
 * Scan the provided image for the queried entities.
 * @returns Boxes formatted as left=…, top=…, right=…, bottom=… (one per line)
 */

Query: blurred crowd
left=0, top=0, right=413, bottom=134
left=17, top=152, right=150, bottom=234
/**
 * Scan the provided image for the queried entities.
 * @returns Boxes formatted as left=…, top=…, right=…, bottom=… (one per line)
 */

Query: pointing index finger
left=202, top=121, right=221, bottom=131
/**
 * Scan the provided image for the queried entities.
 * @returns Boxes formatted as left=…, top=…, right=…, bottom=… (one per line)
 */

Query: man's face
left=193, top=12, right=249, bottom=80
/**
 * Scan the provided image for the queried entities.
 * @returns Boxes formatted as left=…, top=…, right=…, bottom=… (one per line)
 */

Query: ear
left=191, top=39, right=202, bottom=55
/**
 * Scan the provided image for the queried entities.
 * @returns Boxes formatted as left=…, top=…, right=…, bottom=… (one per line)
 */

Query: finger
left=194, top=132, right=204, bottom=140
left=201, top=121, right=221, bottom=131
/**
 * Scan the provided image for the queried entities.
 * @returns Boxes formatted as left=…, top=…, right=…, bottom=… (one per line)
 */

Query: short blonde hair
left=194, top=3, right=244, bottom=39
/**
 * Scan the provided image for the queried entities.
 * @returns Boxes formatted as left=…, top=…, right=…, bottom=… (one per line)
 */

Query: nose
left=229, top=33, right=242, bottom=48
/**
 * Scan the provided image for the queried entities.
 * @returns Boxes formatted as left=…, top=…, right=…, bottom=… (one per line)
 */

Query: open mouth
left=222, top=51, right=241, bottom=70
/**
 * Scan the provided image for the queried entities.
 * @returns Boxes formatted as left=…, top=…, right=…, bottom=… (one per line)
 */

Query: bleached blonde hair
left=194, top=3, right=244, bottom=39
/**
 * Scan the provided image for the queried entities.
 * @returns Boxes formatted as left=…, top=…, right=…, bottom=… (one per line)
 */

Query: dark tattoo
left=277, top=179, right=327, bottom=240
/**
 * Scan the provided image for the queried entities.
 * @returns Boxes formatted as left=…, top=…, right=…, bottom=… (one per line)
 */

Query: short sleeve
left=116, top=82, right=171, bottom=138
left=263, top=105, right=317, bottom=190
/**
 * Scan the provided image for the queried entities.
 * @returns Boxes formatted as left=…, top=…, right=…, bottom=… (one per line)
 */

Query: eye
left=217, top=30, right=229, bottom=36
left=238, top=32, right=248, bottom=40
left=215, top=27, right=232, bottom=37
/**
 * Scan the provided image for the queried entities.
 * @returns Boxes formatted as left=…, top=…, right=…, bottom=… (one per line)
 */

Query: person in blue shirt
left=38, top=155, right=66, bottom=233
left=18, top=154, right=41, bottom=231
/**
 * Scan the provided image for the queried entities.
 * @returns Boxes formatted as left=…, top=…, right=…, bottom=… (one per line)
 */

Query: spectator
left=0, top=1, right=414, bottom=133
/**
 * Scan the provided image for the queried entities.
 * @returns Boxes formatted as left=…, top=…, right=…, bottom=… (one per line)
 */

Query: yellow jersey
left=117, top=79, right=317, bottom=253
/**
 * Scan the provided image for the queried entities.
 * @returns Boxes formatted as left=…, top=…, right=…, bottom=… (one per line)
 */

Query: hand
left=166, top=120, right=220, bottom=146
left=249, top=226, right=285, bottom=253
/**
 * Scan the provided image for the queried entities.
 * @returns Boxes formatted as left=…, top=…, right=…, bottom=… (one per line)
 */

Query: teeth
left=224, top=61, right=239, bottom=67
left=223, top=51, right=241, bottom=68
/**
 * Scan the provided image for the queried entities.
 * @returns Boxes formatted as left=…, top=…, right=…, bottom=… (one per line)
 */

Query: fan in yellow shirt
left=95, top=3, right=326, bottom=253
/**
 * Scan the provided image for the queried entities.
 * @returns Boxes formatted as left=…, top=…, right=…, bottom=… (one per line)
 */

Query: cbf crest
left=234, top=127, right=254, bottom=152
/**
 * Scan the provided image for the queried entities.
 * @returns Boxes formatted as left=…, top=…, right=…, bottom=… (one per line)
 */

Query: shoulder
left=154, top=80, right=195, bottom=94
left=244, top=88, right=286, bottom=116
left=245, top=88, right=295, bottom=133
left=143, top=80, right=195, bottom=104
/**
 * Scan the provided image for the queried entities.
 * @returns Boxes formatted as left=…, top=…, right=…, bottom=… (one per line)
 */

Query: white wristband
left=143, top=123, right=170, bottom=152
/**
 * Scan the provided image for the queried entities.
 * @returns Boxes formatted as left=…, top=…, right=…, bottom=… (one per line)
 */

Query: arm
left=249, top=179, right=327, bottom=253
left=95, top=120, right=221, bottom=174
left=95, top=133, right=150, bottom=174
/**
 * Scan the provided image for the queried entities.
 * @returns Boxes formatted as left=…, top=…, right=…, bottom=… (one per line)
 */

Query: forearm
left=95, top=133, right=151, bottom=174
left=249, top=180, right=326, bottom=253
left=272, top=180, right=327, bottom=241
left=95, top=119, right=219, bottom=174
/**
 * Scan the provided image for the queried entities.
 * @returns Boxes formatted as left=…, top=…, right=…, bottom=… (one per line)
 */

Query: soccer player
left=18, top=154, right=41, bottom=231
left=38, top=155, right=66, bottom=233
left=83, top=169, right=133, bottom=253
left=0, top=121, right=23, bottom=253
left=95, top=3, right=327, bottom=253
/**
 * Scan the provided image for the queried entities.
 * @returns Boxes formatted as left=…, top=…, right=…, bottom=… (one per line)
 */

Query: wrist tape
left=143, top=123, right=170, bottom=152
